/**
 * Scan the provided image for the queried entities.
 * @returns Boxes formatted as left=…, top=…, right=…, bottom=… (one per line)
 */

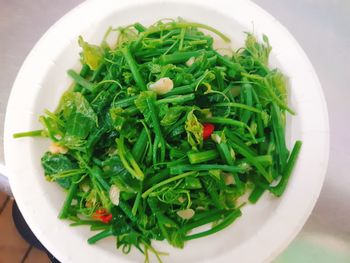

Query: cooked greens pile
left=14, top=19, right=301, bottom=262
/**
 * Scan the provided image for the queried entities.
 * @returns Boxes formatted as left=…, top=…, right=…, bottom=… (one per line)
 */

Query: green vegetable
left=14, top=19, right=302, bottom=262
left=270, top=140, right=302, bottom=196
left=185, top=209, right=242, bottom=240
left=185, top=110, right=203, bottom=149
left=78, top=36, right=104, bottom=70
left=187, top=149, right=219, bottom=164
left=122, top=46, right=147, bottom=91
left=41, top=152, right=80, bottom=189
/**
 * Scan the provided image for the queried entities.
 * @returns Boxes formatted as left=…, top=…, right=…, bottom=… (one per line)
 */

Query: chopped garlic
left=211, top=133, right=222, bottom=144
left=240, top=162, right=251, bottom=171
left=86, top=196, right=96, bottom=208
left=185, top=56, right=195, bottom=67
left=223, top=173, right=234, bottom=185
left=177, top=208, right=195, bottom=220
left=81, top=182, right=90, bottom=193
left=49, top=142, right=68, bottom=154
left=148, top=77, right=174, bottom=95
left=230, top=148, right=236, bottom=160
left=200, top=108, right=212, bottom=118
left=54, top=134, right=62, bottom=140
left=109, top=185, right=120, bottom=206
left=236, top=192, right=250, bottom=207
left=205, top=111, right=212, bottom=118
left=178, top=196, right=186, bottom=203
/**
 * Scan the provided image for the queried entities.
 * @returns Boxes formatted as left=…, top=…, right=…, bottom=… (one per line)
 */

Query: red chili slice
left=94, top=208, right=107, bottom=215
left=93, top=208, right=112, bottom=223
left=203, top=123, right=215, bottom=140
left=100, top=213, right=113, bottom=223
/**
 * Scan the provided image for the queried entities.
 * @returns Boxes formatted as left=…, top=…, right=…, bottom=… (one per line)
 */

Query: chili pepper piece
left=101, top=213, right=113, bottom=223
left=203, top=123, right=215, bottom=140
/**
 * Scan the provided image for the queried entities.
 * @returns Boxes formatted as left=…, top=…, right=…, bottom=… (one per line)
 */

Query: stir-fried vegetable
left=14, top=19, right=302, bottom=262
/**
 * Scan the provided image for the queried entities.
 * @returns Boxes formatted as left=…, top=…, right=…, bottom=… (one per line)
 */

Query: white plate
left=4, top=0, right=329, bottom=262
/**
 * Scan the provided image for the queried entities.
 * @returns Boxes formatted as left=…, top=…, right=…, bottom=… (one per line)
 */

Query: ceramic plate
left=4, top=0, right=329, bottom=262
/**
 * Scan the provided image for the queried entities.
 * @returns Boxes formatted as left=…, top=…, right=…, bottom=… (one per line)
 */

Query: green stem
left=271, top=103, right=288, bottom=170
left=113, top=95, right=137, bottom=108
left=119, top=200, right=138, bottom=223
left=240, top=81, right=253, bottom=123
left=215, top=52, right=243, bottom=73
left=146, top=98, right=165, bottom=162
left=131, top=191, right=142, bottom=216
left=225, top=131, right=272, bottom=183
left=125, top=150, right=145, bottom=180
left=202, top=177, right=224, bottom=209
left=67, top=69, right=94, bottom=91
left=223, top=129, right=257, bottom=156
left=117, top=136, right=145, bottom=181
left=134, top=47, right=169, bottom=58
left=185, top=209, right=242, bottom=240
left=88, top=228, right=114, bottom=244
left=270, top=140, right=302, bottom=197
left=248, top=186, right=265, bottom=204
left=152, top=135, right=159, bottom=166
left=142, top=171, right=197, bottom=198
left=143, top=168, right=170, bottom=190
left=122, top=46, right=147, bottom=91
left=180, top=210, right=227, bottom=233
left=156, top=94, right=195, bottom=105
left=162, top=83, right=196, bottom=97
left=131, top=128, right=148, bottom=162
left=59, top=181, right=78, bottom=219
left=178, top=28, right=186, bottom=51
left=144, top=22, right=230, bottom=42
left=191, top=208, right=223, bottom=222
left=134, top=22, right=147, bottom=33
left=204, top=117, right=256, bottom=142
left=13, top=129, right=44, bottom=138
left=169, top=164, right=245, bottom=175
left=214, top=102, right=264, bottom=114
left=187, top=150, right=219, bottom=164
left=236, top=155, right=273, bottom=168
left=89, top=166, right=110, bottom=192
left=159, top=50, right=206, bottom=65
left=214, top=135, right=243, bottom=190
left=91, top=63, right=106, bottom=83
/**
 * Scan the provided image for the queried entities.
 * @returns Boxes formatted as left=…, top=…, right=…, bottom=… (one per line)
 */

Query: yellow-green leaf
left=78, top=36, right=103, bottom=70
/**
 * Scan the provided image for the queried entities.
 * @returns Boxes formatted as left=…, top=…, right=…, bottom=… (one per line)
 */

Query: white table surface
left=0, top=0, right=349, bottom=261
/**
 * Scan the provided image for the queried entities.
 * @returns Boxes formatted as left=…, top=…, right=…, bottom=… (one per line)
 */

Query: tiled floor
left=0, top=191, right=49, bottom=263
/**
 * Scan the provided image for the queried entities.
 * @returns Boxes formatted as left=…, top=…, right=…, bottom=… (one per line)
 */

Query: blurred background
left=0, top=0, right=349, bottom=262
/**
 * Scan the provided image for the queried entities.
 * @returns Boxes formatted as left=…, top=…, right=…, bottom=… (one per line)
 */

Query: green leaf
left=134, top=91, right=157, bottom=126
left=266, top=70, right=288, bottom=104
left=103, top=155, right=140, bottom=193
left=184, top=177, right=202, bottom=189
left=78, top=36, right=104, bottom=70
left=56, top=92, right=98, bottom=148
left=109, top=107, right=126, bottom=131
left=91, top=84, right=118, bottom=113
left=160, top=106, right=187, bottom=126
left=66, top=112, right=94, bottom=139
left=185, top=109, right=203, bottom=149
left=41, top=152, right=78, bottom=189
left=168, top=229, right=185, bottom=248
left=62, top=92, right=97, bottom=123
left=208, top=169, right=221, bottom=181
left=244, top=33, right=271, bottom=65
